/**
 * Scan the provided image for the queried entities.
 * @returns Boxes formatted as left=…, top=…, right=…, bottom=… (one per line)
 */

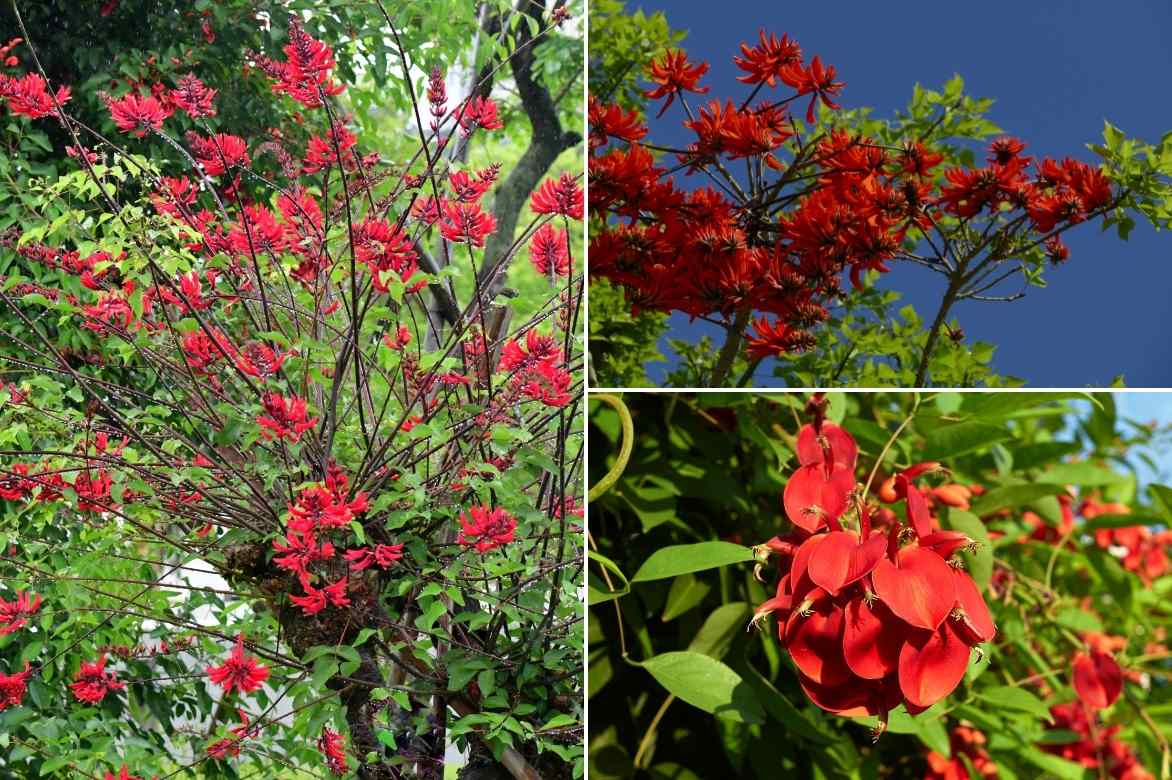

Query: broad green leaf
left=631, top=542, right=754, bottom=583
left=661, top=573, right=712, bottom=621
left=922, top=421, right=1010, bottom=460
left=977, top=686, right=1050, bottom=720
left=637, top=651, right=764, bottom=724
left=687, top=602, right=749, bottom=660
left=971, top=483, right=1065, bottom=516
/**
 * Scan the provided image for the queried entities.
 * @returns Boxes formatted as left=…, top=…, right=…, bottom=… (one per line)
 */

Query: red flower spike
left=843, top=597, right=906, bottom=680
left=952, top=569, right=996, bottom=644
left=898, top=621, right=972, bottom=709
left=870, top=546, right=957, bottom=630
left=70, top=654, right=126, bottom=703
left=1073, top=649, right=1123, bottom=709
left=783, top=599, right=851, bottom=686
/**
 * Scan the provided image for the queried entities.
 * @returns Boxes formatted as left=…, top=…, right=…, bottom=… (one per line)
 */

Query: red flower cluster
left=458, top=505, right=517, bottom=553
left=0, top=662, right=30, bottom=710
left=0, top=589, right=41, bottom=635
left=70, top=654, right=126, bottom=704
left=254, top=18, right=344, bottom=108
left=0, top=72, right=70, bottom=119
left=103, top=766, right=141, bottom=780
left=318, top=727, right=348, bottom=775
left=170, top=73, right=217, bottom=118
left=107, top=92, right=171, bottom=137
left=1046, top=701, right=1152, bottom=780
left=188, top=132, right=249, bottom=177
left=529, top=224, right=570, bottom=276
left=457, top=95, right=503, bottom=134
left=344, top=544, right=404, bottom=571
left=206, top=634, right=269, bottom=695
left=755, top=418, right=994, bottom=725
left=923, top=725, right=998, bottom=780
left=497, top=329, right=573, bottom=408
left=273, top=468, right=376, bottom=616
left=438, top=200, right=497, bottom=248
left=530, top=172, right=584, bottom=220
left=1084, top=496, right=1172, bottom=582
left=206, top=708, right=255, bottom=759
left=353, top=218, right=422, bottom=294
left=589, top=31, right=1116, bottom=363
left=1073, top=647, right=1123, bottom=710
left=257, top=391, right=318, bottom=443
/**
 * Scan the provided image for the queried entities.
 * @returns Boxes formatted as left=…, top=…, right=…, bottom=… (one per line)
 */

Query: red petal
left=952, top=569, right=995, bottom=643
left=784, top=465, right=830, bottom=532
left=846, top=532, right=887, bottom=586
left=1073, top=650, right=1122, bottom=709
left=784, top=600, right=851, bottom=686
left=904, top=483, right=934, bottom=538
left=843, top=598, right=906, bottom=679
left=796, top=423, right=858, bottom=472
left=799, top=673, right=902, bottom=717
left=808, top=531, right=856, bottom=595
left=898, top=622, right=971, bottom=708
left=871, top=547, right=957, bottom=630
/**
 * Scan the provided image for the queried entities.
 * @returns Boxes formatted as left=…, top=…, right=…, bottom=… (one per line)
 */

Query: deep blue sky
left=626, top=1, right=1172, bottom=387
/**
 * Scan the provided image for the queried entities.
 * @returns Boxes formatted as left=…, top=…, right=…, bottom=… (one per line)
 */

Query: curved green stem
left=588, top=393, right=634, bottom=501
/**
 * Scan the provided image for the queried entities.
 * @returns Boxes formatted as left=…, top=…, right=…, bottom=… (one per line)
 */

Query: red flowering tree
left=0, top=2, right=583, bottom=778
left=589, top=391, right=1172, bottom=778
left=587, top=21, right=1172, bottom=387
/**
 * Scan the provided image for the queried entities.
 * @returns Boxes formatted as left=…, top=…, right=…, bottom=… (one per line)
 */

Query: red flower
left=235, top=342, right=292, bottom=379
left=529, top=223, right=570, bottom=276
left=272, top=529, right=335, bottom=576
left=499, top=329, right=562, bottom=373
left=644, top=50, right=710, bottom=117
left=924, top=726, right=998, bottom=780
left=1073, top=649, right=1123, bottom=709
left=206, top=708, right=253, bottom=759
left=457, top=95, right=503, bottom=134
left=102, top=766, right=141, bottom=780
left=0, top=72, right=71, bottom=119
left=207, top=634, right=269, bottom=695
left=0, top=663, right=30, bottom=710
left=290, top=582, right=326, bottom=615
left=170, top=73, right=217, bottom=118
left=70, top=654, right=126, bottom=703
left=189, top=132, right=249, bottom=177
left=257, top=392, right=319, bottom=442
left=519, top=358, right=573, bottom=407
left=734, top=30, right=802, bottom=87
left=302, top=125, right=357, bottom=174
left=344, top=543, right=404, bottom=571
left=256, top=18, right=344, bottom=108
left=382, top=325, right=411, bottom=350
left=782, top=55, right=844, bottom=123
left=458, top=505, right=517, bottom=553
left=588, top=98, right=647, bottom=149
left=530, top=173, right=584, bottom=220
left=756, top=419, right=995, bottom=724
left=439, top=200, right=497, bottom=247
left=107, top=93, right=170, bottom=137
left=746, top=317, right=814, bottom=360
left=0, top=590, right=42, bottom=635
left=353, top=218, right=421, bottom=293
left=318, top=727, right=348, bottom=775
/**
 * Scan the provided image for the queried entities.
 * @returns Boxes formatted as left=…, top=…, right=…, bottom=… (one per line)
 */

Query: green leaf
left=687, top=602, right=749, bottom=660
left=1012, top=747, right=1090, bottom=780
left=588, top=550, right=630, bottom=605
left=922, top=421, right=1010, bottom=460
left=1150, top=484, right=1172, bottom=521
left=661, top=574, right=712, bottom=621
left=971, top=483, right=1065, bottom=516
left=637, top=651, right=764, bottom=724
left=1037, top=463, right=1125, bottom=486
left=945, top=509, right=993, bottom=589
left=631, top=542, right=753, bottom=582
left=977, top=685, right=1050, bottom=720
left=1082, top=513, right=1161, bottom=532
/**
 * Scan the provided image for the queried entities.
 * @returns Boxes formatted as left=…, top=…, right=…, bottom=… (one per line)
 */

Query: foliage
left=0, top=3, right=584, bottom=778
left=589, top=391, right=1172, bottom=778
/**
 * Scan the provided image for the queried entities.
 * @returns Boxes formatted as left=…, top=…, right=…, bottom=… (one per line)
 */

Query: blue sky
left=625, top=1, right=1172, bottom=387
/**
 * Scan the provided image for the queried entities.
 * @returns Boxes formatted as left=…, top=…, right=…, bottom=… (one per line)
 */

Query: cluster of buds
left=754, top=411, right=994, bottom=730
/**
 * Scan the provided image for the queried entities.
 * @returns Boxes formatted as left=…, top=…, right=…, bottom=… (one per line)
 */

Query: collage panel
left=587, top=2, right=1172, bottom=389
left=587, top=391, right=1172, bottom=779
left=0, top=1, right=584, bottom=779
